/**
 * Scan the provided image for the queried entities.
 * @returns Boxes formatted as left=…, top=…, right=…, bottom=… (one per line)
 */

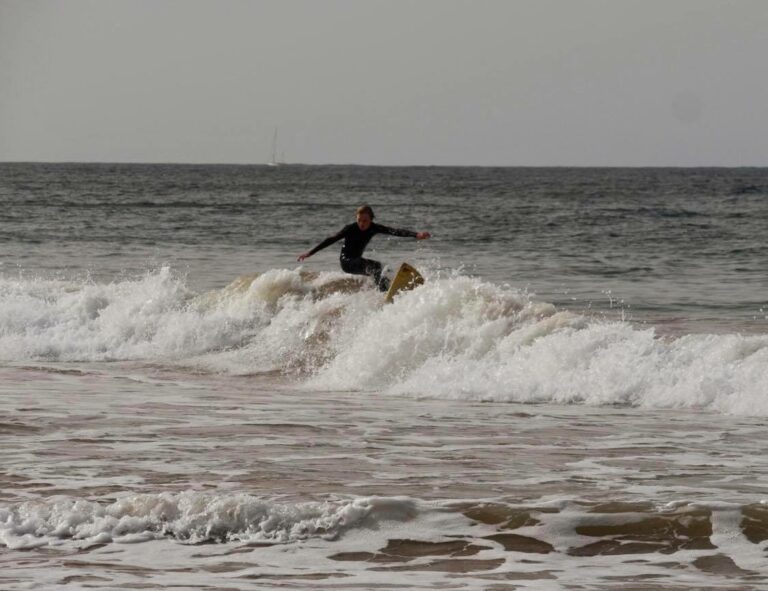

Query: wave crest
left=0, top=492, right=417, bottom=549
left=2, top=266, right=768, bottom=414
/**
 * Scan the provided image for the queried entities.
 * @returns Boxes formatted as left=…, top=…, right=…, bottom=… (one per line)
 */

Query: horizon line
left=1, top=160, right=766, bottom=169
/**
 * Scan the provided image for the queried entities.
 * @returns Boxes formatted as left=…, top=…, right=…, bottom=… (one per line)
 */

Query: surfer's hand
left=416, top=232, right=431, bottom=240
left=297, top=252, right=310, bottom=262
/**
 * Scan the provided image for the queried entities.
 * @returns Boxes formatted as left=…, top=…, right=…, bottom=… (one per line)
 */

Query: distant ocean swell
left=1, top=267, right=767, bottom=415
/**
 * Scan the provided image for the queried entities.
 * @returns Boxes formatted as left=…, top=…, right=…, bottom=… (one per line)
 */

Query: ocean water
left=1, top=162, right=768, bottom=590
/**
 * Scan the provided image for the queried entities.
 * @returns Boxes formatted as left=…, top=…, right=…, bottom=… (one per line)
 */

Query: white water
left=0, top=493, right=419, bottom=550
left=3, top=344, right=768, bottom=589
left=2, top=267, right=767, bottom=415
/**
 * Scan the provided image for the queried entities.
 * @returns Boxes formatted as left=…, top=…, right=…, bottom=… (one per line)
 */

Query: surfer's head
left=356, top=205, right=374, bottom=231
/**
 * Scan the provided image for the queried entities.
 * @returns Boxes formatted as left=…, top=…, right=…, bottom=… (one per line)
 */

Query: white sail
left=267, top=128, right=280, bottom=167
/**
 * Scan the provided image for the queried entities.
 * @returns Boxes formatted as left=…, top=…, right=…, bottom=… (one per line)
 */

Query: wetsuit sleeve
left=307, top=226, right=348, bottom=256
left=375, top=224, right=418, bottom=238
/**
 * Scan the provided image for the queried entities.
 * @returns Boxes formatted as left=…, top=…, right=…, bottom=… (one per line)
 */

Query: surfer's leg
left=340, top=256, right=365, bottom=276
left=363, top=259, right=389, bottom=291
left=340, top=257, right=389, bottom=291
left=367, top=261, right=389, bottom=291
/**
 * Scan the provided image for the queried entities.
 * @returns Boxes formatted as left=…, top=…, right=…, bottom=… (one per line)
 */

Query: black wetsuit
left=306, top=222, right=418, bottom=291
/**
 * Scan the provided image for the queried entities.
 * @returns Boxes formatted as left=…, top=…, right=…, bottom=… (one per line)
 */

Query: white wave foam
left=0, top=267, right=318, bottom=364
left=386, top=322, right=768, bottom=414
left=2, top=266, right=768, bottom=414
left=0, top=492, right=417, bottom=550
left=302, top=274, right=768, bottom=415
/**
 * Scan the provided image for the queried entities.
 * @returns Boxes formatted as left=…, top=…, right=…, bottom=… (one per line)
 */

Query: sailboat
left=267, top=128, right=281, bottom=167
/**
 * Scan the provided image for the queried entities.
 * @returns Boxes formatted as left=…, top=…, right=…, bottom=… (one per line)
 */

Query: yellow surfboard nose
left=385, top=263, right=425, bottom=303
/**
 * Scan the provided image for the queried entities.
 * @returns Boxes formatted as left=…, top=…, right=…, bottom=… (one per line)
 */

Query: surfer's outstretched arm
left=377, top=225, right=432, bottom=241
left=297, top=228, right=346, bottom=262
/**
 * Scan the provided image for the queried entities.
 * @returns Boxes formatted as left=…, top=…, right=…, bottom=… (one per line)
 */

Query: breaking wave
left=0, top=492, right=416, bottom=549
left=1, top=266, right=767, bottom=415
left=3, top=490, right=768, bottom=579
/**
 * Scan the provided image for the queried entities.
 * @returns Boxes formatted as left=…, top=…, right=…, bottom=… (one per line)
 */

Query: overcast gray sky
left=1, top=0, right=766, bottom=166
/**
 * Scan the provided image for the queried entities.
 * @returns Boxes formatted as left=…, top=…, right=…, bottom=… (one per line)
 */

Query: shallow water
left=2, top=362, right=768, bottom=589
left=2, top=164, right=768, bottom=589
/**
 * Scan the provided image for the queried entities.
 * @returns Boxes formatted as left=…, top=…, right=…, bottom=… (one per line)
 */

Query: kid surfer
left=297, top=205, right=431, bottom=291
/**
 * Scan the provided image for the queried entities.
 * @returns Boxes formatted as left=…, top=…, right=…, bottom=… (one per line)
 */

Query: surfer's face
left=356, top=213, right=372, bottom=231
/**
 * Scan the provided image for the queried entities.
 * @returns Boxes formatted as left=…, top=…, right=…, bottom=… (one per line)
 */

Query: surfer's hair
left=356, top=205, right=374, bottom=219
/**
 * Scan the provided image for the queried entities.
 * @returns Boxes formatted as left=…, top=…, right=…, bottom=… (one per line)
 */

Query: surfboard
left=384, top=263, right=424, bottom=303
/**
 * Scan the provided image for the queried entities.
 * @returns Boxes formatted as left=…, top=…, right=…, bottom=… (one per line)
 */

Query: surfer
left=297, top=205, right=431, bottom=291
